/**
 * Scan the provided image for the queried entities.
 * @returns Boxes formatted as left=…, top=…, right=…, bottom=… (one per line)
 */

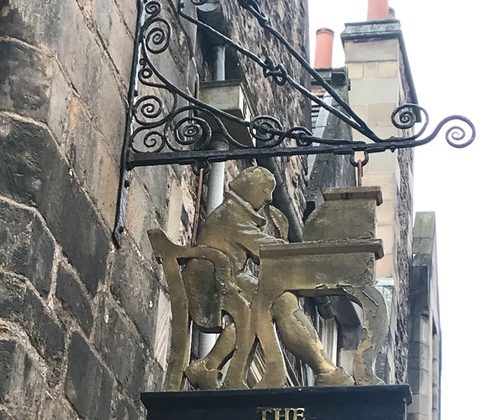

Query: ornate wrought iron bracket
left=113, top=0, right=476, bottom=245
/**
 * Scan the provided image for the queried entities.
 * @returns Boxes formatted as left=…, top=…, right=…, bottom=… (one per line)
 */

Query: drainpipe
left=199, top=44, right=227, bottom=358
left=206, top=45, right=227, bottom=214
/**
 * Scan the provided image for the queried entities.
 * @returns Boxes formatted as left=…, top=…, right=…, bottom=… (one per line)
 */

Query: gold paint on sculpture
left=148, top=167, right=388, bottom=390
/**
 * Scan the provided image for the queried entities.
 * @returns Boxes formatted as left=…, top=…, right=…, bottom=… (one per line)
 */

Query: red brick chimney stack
left=367, top=0, right=389, bottom=20
left=314, top=28, right=334, bottom=69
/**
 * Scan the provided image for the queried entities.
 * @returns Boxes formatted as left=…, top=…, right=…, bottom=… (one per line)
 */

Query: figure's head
left=229, top=166, right=276, bottom=211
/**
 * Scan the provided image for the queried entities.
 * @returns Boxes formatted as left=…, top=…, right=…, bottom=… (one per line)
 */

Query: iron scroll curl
left=113, top=0, right=476, bottom=245
left=122, top=0, right=475, bottom=167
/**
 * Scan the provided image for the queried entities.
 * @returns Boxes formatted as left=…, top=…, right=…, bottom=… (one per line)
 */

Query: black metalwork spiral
left=161, top=107, right=213, bottom=152
left=437, top=116, right=475, bottom=149
left=173, top=115, right=212, bottom=148
left=249, top=116, right=284, bottom=147
left=134, top=96, right=167, bottom=124
left=114, top=0, right=478, bottom=247
left=124, top=0, right=476, bottom=164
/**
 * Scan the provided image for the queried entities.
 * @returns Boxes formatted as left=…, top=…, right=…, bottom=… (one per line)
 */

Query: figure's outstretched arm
left=236, top=221, right=286, bottom=264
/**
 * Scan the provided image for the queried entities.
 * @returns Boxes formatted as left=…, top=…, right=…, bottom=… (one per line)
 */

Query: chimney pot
left=367, top=0, right=389, bottom=21
left=315, top=28, right=334, bottom=69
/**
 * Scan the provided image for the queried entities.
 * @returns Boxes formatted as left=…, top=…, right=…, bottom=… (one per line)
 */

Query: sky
left=308, top=0, right=480, bottom=417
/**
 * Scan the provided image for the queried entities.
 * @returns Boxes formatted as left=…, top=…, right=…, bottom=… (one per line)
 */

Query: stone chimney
left=314, top=28, right=334, bottom=68
left=341, top=4, right=416, bottom=386
left=367, top=0, right=389, bottom=20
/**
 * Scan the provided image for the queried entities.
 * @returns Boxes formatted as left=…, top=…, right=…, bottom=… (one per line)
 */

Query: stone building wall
left=341, top=20, right=415, bottom=383
left=0, top=0, right=309, bottom=418
left=408, top=212, right=441, bottom=420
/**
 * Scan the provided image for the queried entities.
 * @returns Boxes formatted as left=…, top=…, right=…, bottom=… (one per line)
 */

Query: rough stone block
left=0, top=116, right=111, bottom=293
left=0, top=408, right=14, bottom=420
left=408, top=366, right=430, bottom=395
left=0, top=274, right=64, bottom=371
left=65, top=332, right=113, bottom=420
left=0, top=0, right=63, bottom=47
left=40, top=392, right=79, bottom=420
left=57, top=19, right=127, bottom=153
left=113, top=0, right=138, bottom=37
left=347, top=63, right=364, bottom=80
left=378, top=61, right=399, bottom=79
left=22, top=289, right=65, bottom=366
left=377, top=201, right=396, bottom=229
left=65, top=97, right=101, bottom=196
left=93, top=0, right=133, bottom=85
left=0, top=40, right=52, bottom=120
left=367, top=103, right=397, bottom=127
left=344, top=39, right=399, bottom=63
left=0, top=115, right=44, bottom=203
left=363, top=149, right=399, bottom=175
left=55, top=262, right=94, bottom=335
left=153, top=291, right=171, bottom=371
left=377, top=252, right=394, bottom=278
left=93, top=298, right=145, bottom=395
left=144, top=356, right=165, bottom=392
left=62, top=95, right=121, bottom=229
left=0, top=36, right=70, bottom=145
left=39, top=145, right=111, bottom=294
left=0, top=272, right=26, bottom=320
left=350, top=103, right=367, bottom=122
left=96, top=138, right=120, bottom=230
left=364, top=62, right=378, bottom=79
left=46, top=64, right=71, bottom=145
left=0, top=340, right=17, bottom=399
left=303, top=189, right=380, bottom=242
left=408, top=393, right=429, bottom=416
left=111, top=242, right=159, bottom=345
left=140, top=166, right=170, bottom=222
left=0, top=340, right=45, bottom=414
left=125, top=176, right=158, bottom=254
left=349, top=78, right=399, bottom=105
left=0, top=0, right=127, bottom=152
left=87, top=63, right=126, bottom=153
left=0, top=200, right=55, bottom=296
left=112, top=392, right=143, bottom=420
left=412, top=212, right=435, bottom=241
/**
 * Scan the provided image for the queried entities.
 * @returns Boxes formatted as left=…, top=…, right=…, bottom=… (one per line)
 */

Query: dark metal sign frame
left=113, top=0, right=475, bottom=244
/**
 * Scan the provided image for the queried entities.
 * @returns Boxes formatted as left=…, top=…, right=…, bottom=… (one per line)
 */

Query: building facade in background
left=0, top=0, right=440, bottom=419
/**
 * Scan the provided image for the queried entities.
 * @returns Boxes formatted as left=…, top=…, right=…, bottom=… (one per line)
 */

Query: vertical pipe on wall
left=199, top=44, right=227, bottom=358
left=205, top=45, right=227, bottom=215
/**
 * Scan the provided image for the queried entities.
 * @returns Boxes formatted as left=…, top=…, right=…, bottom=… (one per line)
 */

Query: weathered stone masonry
left=0, top=0, right=310, bottom=418
left=1, top=0, right=177, bottom=417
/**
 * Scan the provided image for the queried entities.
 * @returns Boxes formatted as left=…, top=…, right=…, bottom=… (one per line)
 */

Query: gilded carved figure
left=148, top=166, right=387, bottom=390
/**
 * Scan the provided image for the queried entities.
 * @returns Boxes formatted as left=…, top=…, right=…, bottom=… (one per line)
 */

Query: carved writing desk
left=252, top=239, right=387, bottom=388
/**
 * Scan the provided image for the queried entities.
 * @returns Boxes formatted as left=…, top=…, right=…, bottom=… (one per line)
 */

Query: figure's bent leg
left=346, top=285, right=388, bottom=385
left=272, top=292, right=354, bottom=386
left=185, top=322, right=236, bottom=390
left=204, top=322, right=237, bottom=370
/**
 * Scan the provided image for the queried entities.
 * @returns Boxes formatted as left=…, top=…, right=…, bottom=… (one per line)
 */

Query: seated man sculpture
left=180, top=166, right=353, bottom=389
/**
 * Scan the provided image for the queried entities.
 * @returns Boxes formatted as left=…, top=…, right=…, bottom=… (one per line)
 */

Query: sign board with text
left=141, top=385, right=411, bottom=420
